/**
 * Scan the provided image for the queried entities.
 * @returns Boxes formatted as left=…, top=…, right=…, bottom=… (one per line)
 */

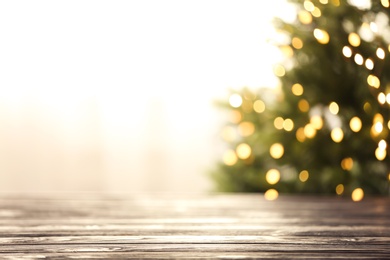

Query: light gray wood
left=0, top=192, right=389, bottom=259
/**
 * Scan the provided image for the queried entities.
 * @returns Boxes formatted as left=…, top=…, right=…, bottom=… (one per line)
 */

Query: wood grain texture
left=0, top=192, right=389, bottom=259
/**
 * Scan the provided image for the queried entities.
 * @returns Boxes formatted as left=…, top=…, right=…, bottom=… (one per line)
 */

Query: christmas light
left=298, top=10, right=312, bottom=24
left=298, top=99, right=310, bottom=112
left=349, top=116, right=362, bottom=132
left=375, top=147, right=387, bottom=161
left=292, top=37, right=303, bottom=49
left=266, top=169, right=281, bottom=185
left=378, top=92, right=386, bottom=104
left=299, top=170, right=309, bottom=182
left=296, top=127, right=306, bottom=142
left=348, top=32, right=361, bottom=47
left=304, top=124, right=317, bottom=138
left=329, top=102, right=339, bottom=114
left=378, top=139, right=387, bottom=150
left=304, top=0, right=315, bottom=12
left=273, top=64, right=286, bottom=77
left=230, top=110, right=242, bottom=124
left=270, top=143, right=284, bottom=159
left=274, top=117, right=284, bottom=130
left=310, top=115, right=323, bottom=129
left=314, top=28, right=330, bottom=44
left=283, top=118, right=294, bottom=131
left=335, top=184, right=344, bottom=195
left=253, top=100, right=265, bottom=113
left=331, top=127, right=344, bottom=143
left=365, top=58, right=374, bottom=70
left=229, top=94, right=243, bottom=108
left=341, top=157, right=353, bottom=170
left=342, top=46, right=353, bottom=58
left=238, top=122, right=255, bottom=137
left=367, top=74, right=380, bottom=88
left=381, top=0, right=389, bottom=7
left=236, top=143, right=252, bottom=160
left=319, top=0, right=328, bottom=4
left=223, top=150, right=238, bottom=166
left=264, top=189, right=279, bottom=200
left=376, top=48, right=385, bottom=59
left=354, top=53, right=364, bottom=65
left=292, top=83, right=304, bottom=96
left=351, top=188, right=364, bottom=202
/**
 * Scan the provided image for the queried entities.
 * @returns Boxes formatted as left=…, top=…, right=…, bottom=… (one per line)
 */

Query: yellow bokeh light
left=299, top=170, right=309, bottom=182
left=348, top=32, right=361, bottom=47
left=312, top=7, right=321, bottom=17
left=314, top=28, right=330, bottom=44
left=329, top=102, right=339, bottom=114
left=270, top=143, right=284, bottom=159
left=296, top=127, right=306, bottom=142
left=274, top=117, right=284, bottom=130
left=381, top=0, right=390, bottom=7
left=351, top=188, right=364, bottom=202
left=253, top=100, right=265, bottom=113
left=375, top=147, right=387, bottom=161
left=304, top=124, right=317, bottom=138
left=342, top=46, right=352, bottom=58
left=341, top=157, right=353, bottom=171
left=230, top=110, right=242, bottom=124
left=298, top=10, right=313, bottom=24
left=304, top=0, right=315, bottom=11
left=376, top=48, right=385, bottom=59
left=367, top=74, right=380, bottom=88
left=264, top=189, right=279, bottom=201
left=374, top=122, right=383, bottom=133
left=223, top=149, right=238, bottom=166
left=335, top=184, right=344, bottom=195
left=331, top=127, right=344, bottom=143
left=331, top=0, right=340, bottom=6
left=238, top=122, right=255, bottom=137
left=379, top=139, right=387, bottom=150
left=387, top=93, right=390, bottom=104
left=292, top=37, right=303, bottom=49
left=273, top=64, right=286, bottom=77
left=365, top=58, right=374, bottom=70
left=363, top=102, right=372, bottom=113
left=354, top=53, right=364, bottom=65
left=229, top=94, right=243, bottom=108
left=283, top=118, right=294, bottom=131
left=378, top=92, right=386, bottom=104
left=319, top=0, right=328, bottom=3
left=221, top=126, right=236, bottom=142
left=266, top=169, right=281, bottom=185
left=236, top=143, right=252, bottom=160
left=349, top=117, right=362, bottom=132
left=310, top=115, right=323, bottom=129
left=292, top=83, right=304, bottom=96
left=373, top=113, right=383, bottom=123
left=298, top=99, right=310, bottom=112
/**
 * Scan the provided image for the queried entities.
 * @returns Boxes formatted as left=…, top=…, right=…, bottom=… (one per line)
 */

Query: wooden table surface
left=0, top=192, right=389, bottom=259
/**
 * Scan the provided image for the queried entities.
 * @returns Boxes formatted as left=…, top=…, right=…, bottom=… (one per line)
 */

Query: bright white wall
left=0, top=0, right=293, bottom=193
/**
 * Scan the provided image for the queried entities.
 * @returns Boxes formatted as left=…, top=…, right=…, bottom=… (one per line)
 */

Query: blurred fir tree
left=210, top=0, right=390, bottom=199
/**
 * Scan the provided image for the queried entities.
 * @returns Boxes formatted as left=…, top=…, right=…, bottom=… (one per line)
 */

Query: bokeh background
left=0, top=0, right=293, bottom=193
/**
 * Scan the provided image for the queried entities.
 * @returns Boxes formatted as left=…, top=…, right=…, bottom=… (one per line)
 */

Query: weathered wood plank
left=0, top=193, right=389, bottom=259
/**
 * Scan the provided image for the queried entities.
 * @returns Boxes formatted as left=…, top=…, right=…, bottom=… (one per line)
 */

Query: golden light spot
left=283, top=118, right=294, bottom=131
left=229, top=94, right=242, bottom=108
left=238, top=122, right=255, bottom=137
left=266, top=169, right=281, bottom=185
left=378, top=92, right=386, bottom=104
left=341, top=157, right=353, bottom=171
left=304, top=124, right=317, bottom=138
left=375, top=147, right=387, bottom=161
left=296, top=127, right=306, bottom=142
left=221, top=126, right=236, bottom=142
left=319, top=0, right=328, bottom=3
left=274, top=117, right=284, bottom=130
left=299, top=170, right=309, bottom=182
left=270, top=143, right=284, bottom=159
left=374, top=122, right=383, bottom=133
left=223, top=150, right=238, bottom=166
left=298, top=99, right=310, bottom=112
left=273, top=64, right=286, bottom=77
left=363, top=102, right=372, bottom=113
left=354, top=53, right=364, bottom=65
left=280, top=45, right=294, bottom=57
left=335, top=184, right=344, bottom=195
left=264, top=189, right=279, bottom=201
left=310, top=115, right=323, bottom=129
left=387, top=93, right=390, bottom=104
left=253, top=100, right=265, bottom=113
left=236, top=143, right=252, bottom=160
left=292, top=37, right=303, bottom=49
left=329, top=102, right=339, bottom=114
left=230, top=110, right=242, bottom=124
left=349, top=117, right=362, bottom=132
left=381, top=0, right=390, bottom=7
left=388, top=120, right=390, bottom=129
left=373, top=113, right=384, bottom=123
left=378, top=139, right=387, bottom=150
left=365, top=58, right=374, bottom=70
left=376, top=47, right=385, bottom=59
left=304, top=0, right=315, bottom=11
left=342, top=46, right=352, bottom=58
left=367, top=74, right=380, bottom=88
left=314, top=28, right=330, bottom=44
left=351, top=188, right=364, bottom=202
left=298, top=10, right=312, bottom=24
left=331, top=128, right=344, bottom=143
left=348, top=32, right=361, bottom=47
left=292, top=83, right=304, bottom=96
left=312, top=7, right=321, bottom=17
left=370, top=22, right=378, bottom=33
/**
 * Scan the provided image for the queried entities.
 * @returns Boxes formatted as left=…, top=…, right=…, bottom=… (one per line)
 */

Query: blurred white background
left=0, top=0, right=293, bottom=193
